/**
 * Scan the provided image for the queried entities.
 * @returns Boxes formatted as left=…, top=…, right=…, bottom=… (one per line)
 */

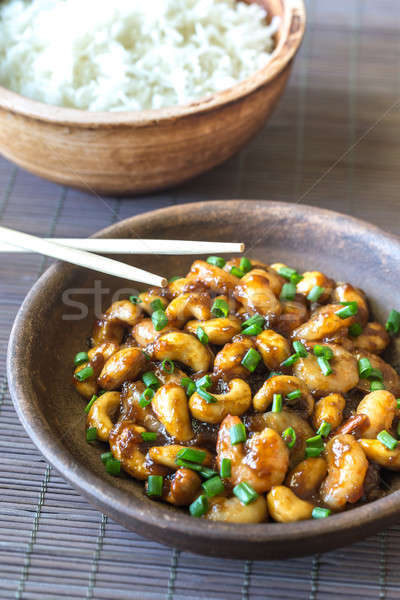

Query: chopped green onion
left=196, top=326, right=209, bottom=345
left=349, top=323, right=363, bottom=337
left=220, top=458, right=231, bottom=478
left=278, top=266, right=298, bottom=281
left=335, top=302, right=358, bottom=319
left=233, top=482, right=259, bottom=505
left=371, top=380, right=385, bottom=391
left=397, top=421, right=400, bottom=437
left=386, top=309, right=400, bottom=335
left=280, top=282, right=297, bottom=301
left=76, top=366, right=94, bottom=382
left=105, top=458, right=121, bottom=476
left=142, top=371, right=160, bottom=389
left=189, top=495, right=209, bottom=517
left=211, top=298, right=229, bottom=318
left=85, top=394, right=98, bottom=414
left=177, top=448, right=206, bottom=464
left=230, top=423, right=246, bottom=445
left=199, top=466, right=218, bottom=479
left=206, top=256, right=226, bottom=268
left=312, top=507, right=331, bottom=519
left=141, top=432, right=157, bottom=442
left=290, top=272, right=303, bottom=285
left=369, top=368, right=383, bottom=381
left=307, top=286, right=324, bottom=303
left=150, top=299, right=165, bottom=312
left=86, top=427, right=97, bottom=442
left=197, top=388, right=217, bottom=404
left=281, top=353, right=300, bottom=368
left=305, top=446, right=322, bottom=458
left=175, top=460, right=217, bottom=480
left=397, top=399, right=400, bottom=410
left=242, top=323, right=263, bottom=336
left=268, top=371, right=283, bottom=378
left=306, top=434, right=324, bottom=448
left=142, top=351, right=151, bottom=360
left=74, top=351, right=89, bottom=366
left=358, top=358, right=372, bottom=378
left=161, top=359, right=174, bottom=374
left=101, top=452, right=113, bottom=464
left=196, top=375, right=212, bottom=390
left=282, top=427, right=296, bottom=448
left=313, top=345, right=333, bottom=360
left=272, top=393, right=282, bottom=413
left=377, top=430, right=398, bottom=450
left=129, top=295, right=142, bottom=304
left=293, top=341, right=308, bottom=357
left=202, top=476, right=225, bottom=498
left=241, top=314, right=264, bottom=329
left=152, top=309, right=168, bottom=331
left=316, top=421, right=331, bottom=438
left=287, top=389, right=302, bottom=401
left=317, top=357, right=332, bottom=376
left=147, top=475, right=163, bottom=497
left=181, top=377, right=196, bottom=397
left=240, top=257, right=252, bottom=274
left=139, top=387, right=154, bottom=407
left=230, top=266, right=245, bottom=278
left=241, top=348, right=261, bottom=372
left=168, top=275, right=182, bottom=283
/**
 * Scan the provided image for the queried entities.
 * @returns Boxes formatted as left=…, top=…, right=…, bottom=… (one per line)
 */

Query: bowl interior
left=8, top=200, right=400, bottom=559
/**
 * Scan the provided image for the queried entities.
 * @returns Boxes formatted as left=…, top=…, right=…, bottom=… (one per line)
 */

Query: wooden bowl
left=7, top=200, right=400, bottom=559
left=0, top=1, right=305, bottom=196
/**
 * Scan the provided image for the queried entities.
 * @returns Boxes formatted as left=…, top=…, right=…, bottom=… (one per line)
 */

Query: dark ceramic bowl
left=7, top=200, right=400, bottom=560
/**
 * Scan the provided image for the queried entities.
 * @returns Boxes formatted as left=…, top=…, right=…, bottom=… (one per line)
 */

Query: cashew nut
left=274, top=297, right=309, bottom=337
left=312, top=393, right=346, bottom=431
left=86, top=391, right=121, bottom=441
left=137, top=292, right=168, bottom=315
left=213, top=335, right=255, bottom=380
left=98, top=347, right=145, bottom=390
left=253, top=375, right=314, bottom=416
left=356, top=390, right=397, bottom=439
left=359, top=439, right=400, bottom=471
left=216, top=415, right=289, bottom=494
left=254, top=329, right=291, bottom=369
left=152, top=331, right=211, bottom=373
left=292, top=304, right=356, bottom=342
left=267, top=486, right=314, bottom=522
left=293, top=343, right=358, bottom=397
left=92, top=318, right=124, bottom=346
left=185, top=316, right=242, bottom=344
left=286, top=457, right=327, bottom=500
left=320, top=434, right=368, bottom=509
left=165, top=292, right=212, bottom=325
left=189, top=378, right=252, bottom=424
left=355, top=351, right=400, bottom=396
left=74, top=362, right=98, bottom=399
left=88, top=342, right=119, bottom=363
left=120, top=381, right=162, bottom=431
left=188, top=259, right=239, bottom=293
left=352, top=322, right=390, bottom=355
left=152, top=383, right=193, bottom=441
left=104, top=299, right=142, bottom=327
left=205, top=495, right=268, bottom=523
left=165, top=468, right=201, bottom=505
left=132, top=318, right=175, bottom=346
left=148, top=444, right=213, bottom=469
left=331, top=283, right=369, bottom=325
left=233, top=270, right=281, bottom=318
left=109, top=421, right=150, bottom=480
left=296, top=271, right=334, bottom=303
left=239, top=267, right=285, bottom=297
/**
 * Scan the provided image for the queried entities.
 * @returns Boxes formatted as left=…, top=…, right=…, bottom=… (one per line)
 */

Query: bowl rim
left=7, top=199, right=400, bottom=558
left=0, top=0, right=305, bottom=127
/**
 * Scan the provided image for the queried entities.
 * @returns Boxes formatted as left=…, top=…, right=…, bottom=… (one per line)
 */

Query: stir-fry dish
left=73, top=256, right=400, bottom=523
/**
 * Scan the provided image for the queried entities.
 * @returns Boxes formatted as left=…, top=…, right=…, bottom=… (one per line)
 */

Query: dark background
left=1, top=0, right=400, bottom=597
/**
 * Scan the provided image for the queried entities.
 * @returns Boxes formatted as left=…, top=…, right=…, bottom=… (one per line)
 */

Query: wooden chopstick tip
left=239, top=243, right=245, bottom=252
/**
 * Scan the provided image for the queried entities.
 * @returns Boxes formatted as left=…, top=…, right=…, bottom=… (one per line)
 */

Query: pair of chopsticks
left=0, top=225, right=244, bottom=288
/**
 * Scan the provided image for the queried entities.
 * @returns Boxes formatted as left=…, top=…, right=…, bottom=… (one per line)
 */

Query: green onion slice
left=233, top=482, right=259, bottom=505
left=85, top=394, right=98, bottom=414
left=142, top=371, right=160, bottom=389
left=312, top=507, right=331, bottom=519
left=370, top=380, right=385, bottom=390
left=197, top=388, right=217, bottom=404
left=241, top=323, right=263, bottom=336
left=230, top=266, right=244, bottom=278
left=206, top=256, right=226, bottom=268
left=196, top=326, right=209, bottom=345
left=305, top=446, right=322, bottom=458
left=313, top=345, right=333, bottom=360
left=105, top=457, right=121, bottom=476
left=316, top=421, right=331, bottom=438
left=278, top=266, right=298, bottom=281
left=358, top=358, right=372, bottom=378
left=286, top=389, right=301, bottom=401
left=86, top=427, right=97, bottom=442
left=241, top=348, right=261, bottom=372
left=307, top=286, right=324, bottom=303
left=202, top=476, right=225, bottom=498
left=349, top=323, right=363, bottom=337
left=293, top=341, right=308, bottom=357
left=101, top=452, right=113, bottom=464
left=281, top=353, right=300, bottom=368
left=377, top=430, right=398, bottom=450
left=317, top=357, right=332, bottom=376
left=176, top=448, right=207, bottom=464
left=141, top=432, right=157, bottom=442
left=129, top=295, right=142, bottom=304
left=230, top=423, right=246, bottom=445
left=150, top=298, right=165, bottom=312
left=282, top=427, right=296, bottom=448
left=139, top=387, right=154, bottom=407
left=280, top=282, right=297, bottom=301
left=181, top=377, right=196, bottom=397
left=386, top=309, right=400, bottom=335
left=152, top=309, right=168, bottom=331
left=75, top=366, right=94, bottom=382
left=189, top=495, right=209, bottom=517
left=241, top=314, right=264, bottom=329
left=161, top=359, right=175, bottom=374
left=211, top=298, right=229, bottom=318
left=74, top=351, right=89, bottom=366
left=196, top=375, right=212, bottom=390
left=335, top=302, right=358, bottom=319
left=272, top=393, right=283, bottom=413
left=147, top=475, right=163, bottom=497
left=240, top=257, right=252, bottom=274
left=220, top=458, right=232, bottom=478
left=306, top=434, right=324, bottom=448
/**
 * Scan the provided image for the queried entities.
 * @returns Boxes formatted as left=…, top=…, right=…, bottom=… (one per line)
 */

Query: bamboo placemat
left=2, top=0, right=400, bottom=597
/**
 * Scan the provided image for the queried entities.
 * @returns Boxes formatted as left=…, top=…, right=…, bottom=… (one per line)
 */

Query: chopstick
left=0, top=225, right=167, bottom=288
left=0, top=238, right=245, bottom=254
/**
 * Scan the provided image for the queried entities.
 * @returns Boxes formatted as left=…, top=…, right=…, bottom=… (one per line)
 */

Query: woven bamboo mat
left=2, top=0, right=400, bottom=597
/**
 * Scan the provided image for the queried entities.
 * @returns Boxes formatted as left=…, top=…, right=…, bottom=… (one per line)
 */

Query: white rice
left=0, top=0, right=279, bottom=112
